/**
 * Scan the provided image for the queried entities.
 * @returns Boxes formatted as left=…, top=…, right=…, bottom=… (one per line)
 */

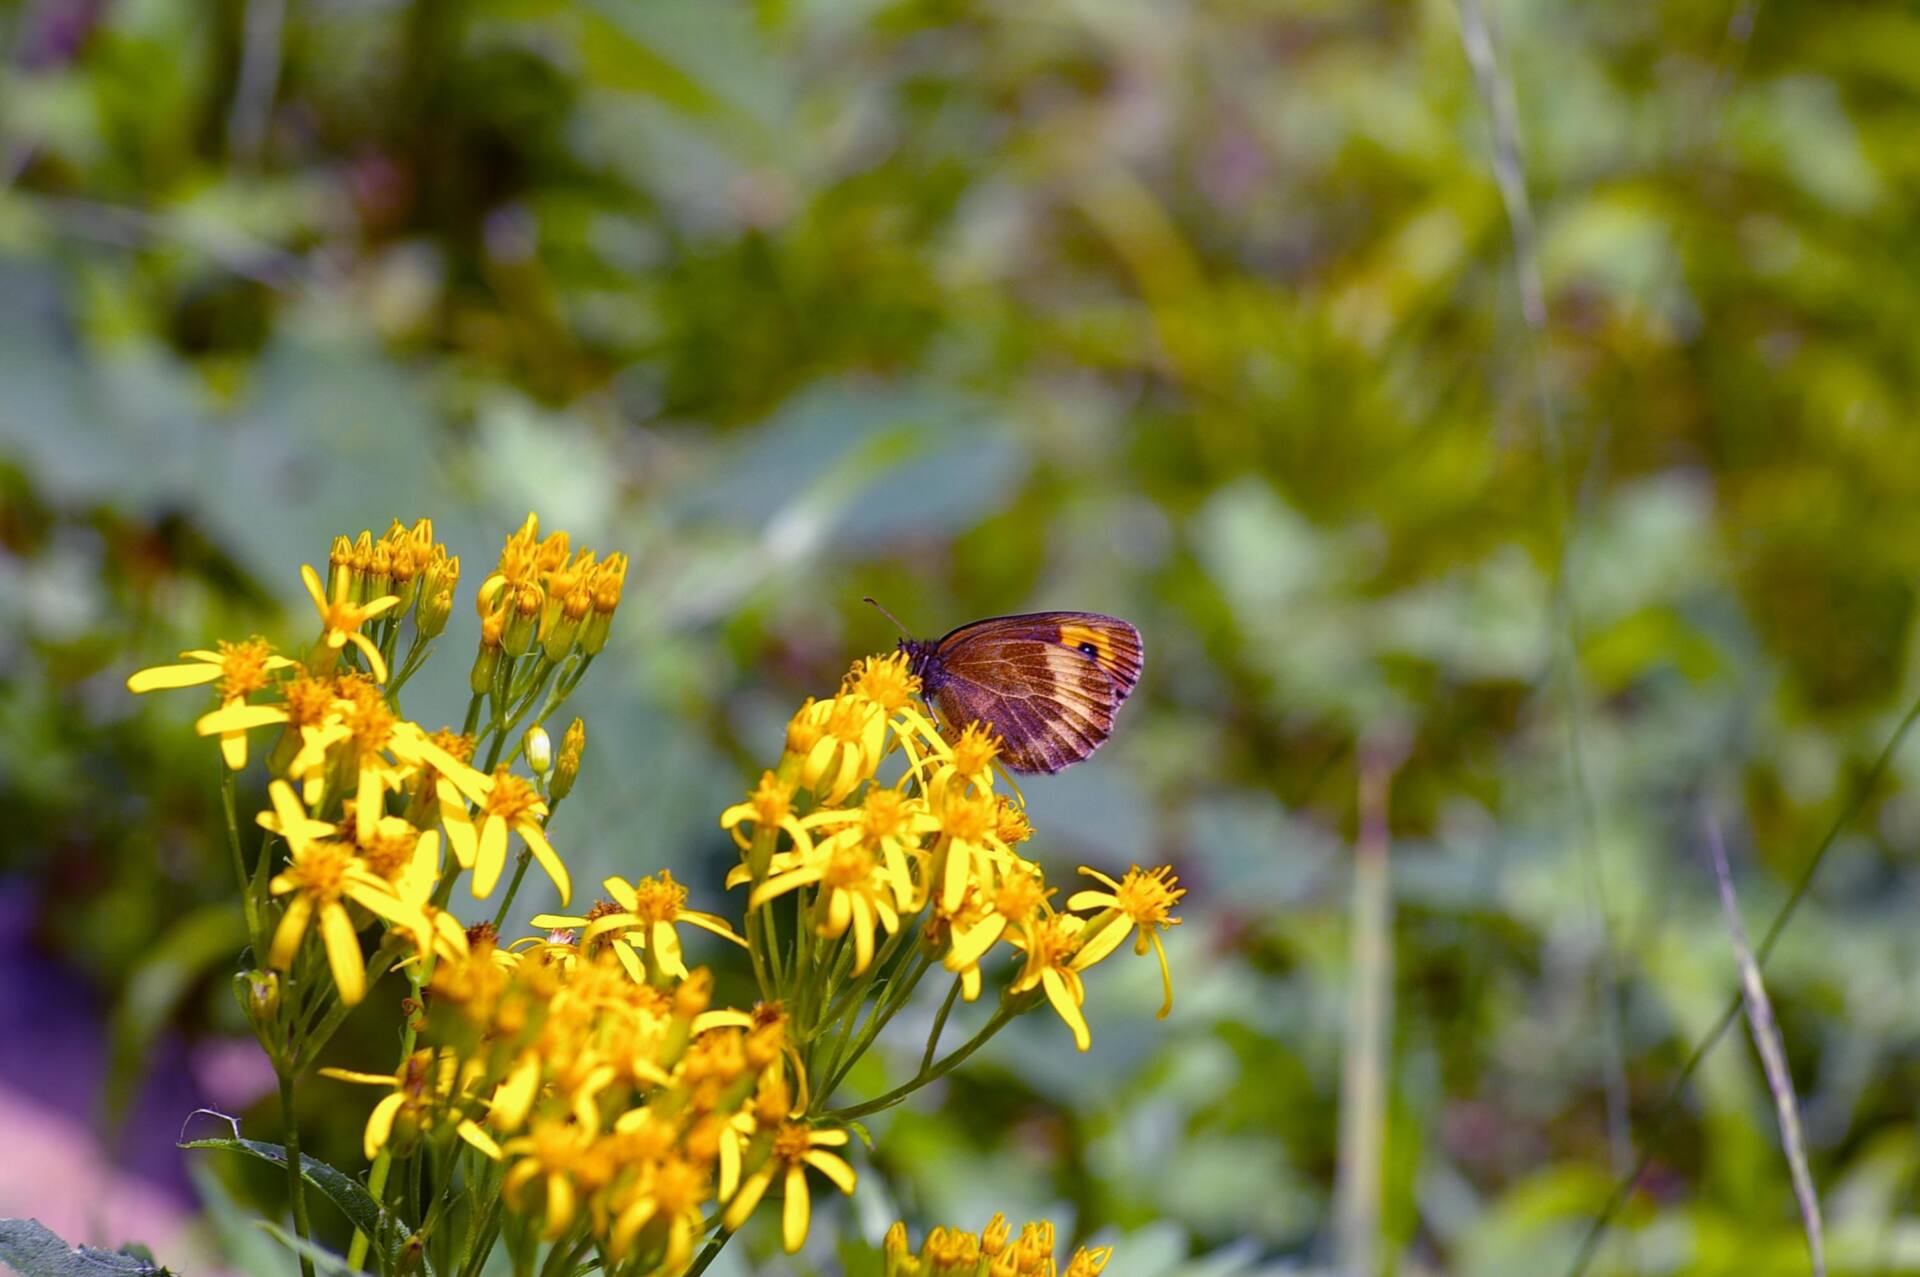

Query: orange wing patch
left=1058, top=623, right=1115, bottom=664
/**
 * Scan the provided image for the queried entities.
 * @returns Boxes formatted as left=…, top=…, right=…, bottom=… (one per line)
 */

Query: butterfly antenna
left=862, top=596, right=913, bottom=638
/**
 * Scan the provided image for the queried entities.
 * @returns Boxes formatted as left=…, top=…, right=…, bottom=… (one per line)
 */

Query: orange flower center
left=861, top=789, right=914, bottom=841
left=771, top=1122, right=815, bottom=1165
left=629, top=872, right=689, bottom=925
left=948, top=722, right=1001, bottom=776
left=822, top=842, right=878, bottom=889
left=217, top=638, right=276, bottom=701
left=940, top=792, right=996, bottom=844
left=847, top=653, right=920, bottom=712
left=282, top=674, right=336, bottom=727
left=992, top=873, right=1046, bottom=920
left=749, top=773, right=793, bottom=825
left=1111, top=866, right=1185, bottom=927
left=285, top=843, right=357, bottom=904
left=485, top=768, right=542, bottom=823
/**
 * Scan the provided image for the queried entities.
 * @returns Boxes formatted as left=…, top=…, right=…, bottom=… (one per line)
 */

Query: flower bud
left=501, top=582, right=541, bottom=657
left=525, top=725, right=553, bottom=776
left=235, top=968, right=279, bottom=1028
left=550, top=718, right=585, bottom=801
left=328, top=535, right=355, bottom=603
left=417, top=586, right=453, bottom=640
left=470, top=619, right=503, bottom=695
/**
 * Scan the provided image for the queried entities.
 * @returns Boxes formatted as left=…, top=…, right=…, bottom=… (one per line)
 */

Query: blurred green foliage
left=7, top=0, right=1920, bottom=1273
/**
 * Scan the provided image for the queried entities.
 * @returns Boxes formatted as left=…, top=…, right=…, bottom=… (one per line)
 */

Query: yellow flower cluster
left=131, top=529, right=1176, bottom=1275
left=724, top=652, right=1183, bottom=1052
left=884, top=1214, right=1112, bottom=1277
left=472, top=512, right=628, bottom=677
left=331, top=924, right=855, bottom=1266
left=123, top=516, right=621, bottom=1004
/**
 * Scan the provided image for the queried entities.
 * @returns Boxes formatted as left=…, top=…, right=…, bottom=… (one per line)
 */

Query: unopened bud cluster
left=329, top=518, right=460, bottom=640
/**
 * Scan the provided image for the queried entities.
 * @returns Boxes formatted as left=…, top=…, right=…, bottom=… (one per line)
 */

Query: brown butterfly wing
left=926, top=612, right=1143, bottom=774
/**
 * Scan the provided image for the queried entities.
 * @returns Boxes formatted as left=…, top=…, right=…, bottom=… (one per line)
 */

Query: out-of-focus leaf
left=0, top=1220, right=170, bottom=1277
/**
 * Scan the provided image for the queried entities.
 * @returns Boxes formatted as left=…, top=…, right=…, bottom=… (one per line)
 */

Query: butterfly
left=867, top=600, right=1144, bottom=774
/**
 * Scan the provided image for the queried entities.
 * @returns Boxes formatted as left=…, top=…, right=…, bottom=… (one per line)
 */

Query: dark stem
left=826, top=1003, right=1014, bottom=1122
left=278, top=1071, right=317, bottom=1277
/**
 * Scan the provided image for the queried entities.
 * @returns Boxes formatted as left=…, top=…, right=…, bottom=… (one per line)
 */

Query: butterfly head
left=896, top=636, right=939, bottom=684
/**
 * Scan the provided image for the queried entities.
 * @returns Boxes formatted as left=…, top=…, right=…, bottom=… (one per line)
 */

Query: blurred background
left=5, top=0, right=1920, bottom=1273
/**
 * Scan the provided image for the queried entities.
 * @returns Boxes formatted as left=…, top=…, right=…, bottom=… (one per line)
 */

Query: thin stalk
left=493, top=850, right=536, bottom=930
left=825, top=1002, right=1014, bottom=1122
left=821, top=949, right=931, bottom=1100
left=222, top=767, right=262, bottom=951
left=278, top=1071, right=317, bottom=1277
left=462, top=693, right=485, bottom=737
left=920, top=975, right=964, bottom=1073
left=1566, top=687, right=1920, bottom=1276
left=1706, top=816, right=1824, bottom=1277
left=683, top=1230, right=732, bottom=1277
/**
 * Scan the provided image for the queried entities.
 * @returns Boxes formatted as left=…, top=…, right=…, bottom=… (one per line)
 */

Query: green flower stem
left=346, top=954, right=432, bottom=1270
left=462, top=693, right=485, bottom=737
left=278, top=1071, right=317, bottom=1277
left=819, top=949, right=932, bottom=1101
left=492, top=849, right=536, bottom=929
left=824, top=1002, right=1015, bottom=1122
left=920, top=974, right=965, bottom=1072
left=221, top=766, right=262, bottom=954
left=683, top=1229, right=733, bottom=1277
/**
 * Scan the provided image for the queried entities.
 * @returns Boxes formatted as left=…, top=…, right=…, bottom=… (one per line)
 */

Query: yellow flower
left=787, top=694, right=888, bottom=803
left=608, top=1154, right=710, bottom=1267
left=801, top=786, right=938, bottom=910
left=751, top=834, right=901, bottom=975
left=1068, top=864, right=1185, bottom=1017
left=722, top=1121, right=855, bottom=1253
left=534, top=871, right=744, bottom=982
left=844, top=652, right=942, bottom=757
left=933, top=787, right=1015, bottom=913
left=930, top=721, right=1001, bottom=804
left=501, top=1118, right=596, bottom=1240
left=262, top=780, right=427, bottom=1004
left=318, top=1049, right=500, bottom=1160
left=301, top=563, right=400, bottom=682
left=720, top=772, right=815, bottom=859
left=943, top=866, right=1050, bottom=989
left=127, top=638, right=295, bottom=770
left=1006, top=911, right=1095, bottom=1052
left=441, top=765, right=569, bottom=903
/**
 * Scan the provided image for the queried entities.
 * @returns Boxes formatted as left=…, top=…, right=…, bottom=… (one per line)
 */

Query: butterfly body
left=899, top=611, right=1143, bottom=774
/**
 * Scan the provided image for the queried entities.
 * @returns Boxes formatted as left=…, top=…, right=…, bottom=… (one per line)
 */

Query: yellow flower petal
left=803, top=1149, right=857, bottom=1194
left=127, top=663, right=223, bottom=693
left=1042, top=966, right=1091, bottom=1052
left=320, top=902, right=367, bottom=1004
left=473, top=814, right=507, bottom=898
left=220, top=731, right=247, bottom=772
left=364, top=1091, right=406, bottom=1160
left=349, top=630, right=389, bottom=684
left=782, top=1164, right=811, bottom=1254
left=457, top=1120, right=503, bottom=1160
left=301, top=564, right=328, bottom=614
left=517, top=820, right=570, bottom=907
left=196, top=704, right=292, bottom=736
left=269, top=895, right=313, bottom=970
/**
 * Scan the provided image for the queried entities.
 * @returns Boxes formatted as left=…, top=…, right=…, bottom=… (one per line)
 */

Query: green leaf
left=254, top=1222, right=364, bottom=1277
left=0, top=1219, right=172, bottom=1277
left=180, top=1138, right=403, bottom=1258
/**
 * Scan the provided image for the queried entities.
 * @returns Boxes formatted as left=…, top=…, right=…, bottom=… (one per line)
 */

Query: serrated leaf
left=180, top=1138, right=402, bottom=1258
left=0, top=1219, right=171, bottom=1277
